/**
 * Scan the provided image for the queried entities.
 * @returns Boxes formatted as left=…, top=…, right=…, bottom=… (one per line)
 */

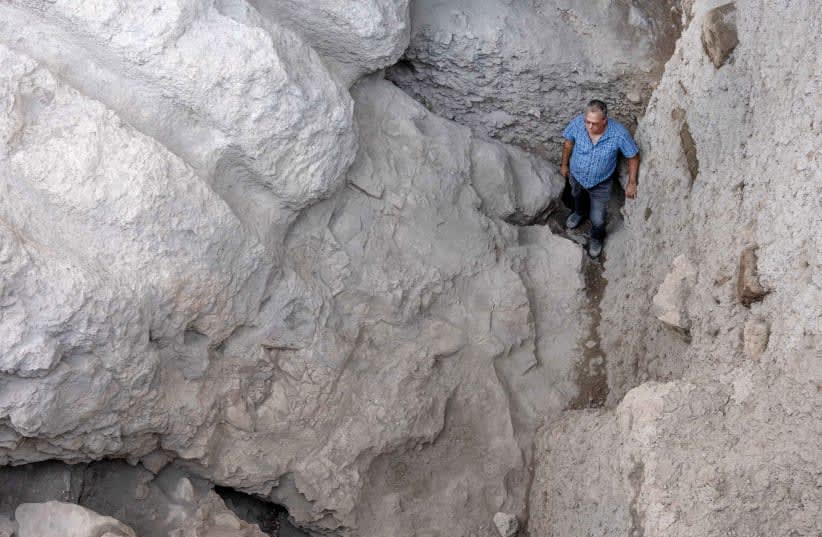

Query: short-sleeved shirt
left=562, top=115, right=639, bottom=188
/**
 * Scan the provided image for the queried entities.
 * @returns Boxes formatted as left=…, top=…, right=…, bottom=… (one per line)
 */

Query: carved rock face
left=386, top=0, right=686, bottom=160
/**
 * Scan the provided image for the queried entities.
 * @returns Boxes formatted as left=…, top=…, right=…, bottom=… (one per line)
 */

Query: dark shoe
left=588, top=238, right=603, bottom=258
left=565, top=212, right=584, bottom=230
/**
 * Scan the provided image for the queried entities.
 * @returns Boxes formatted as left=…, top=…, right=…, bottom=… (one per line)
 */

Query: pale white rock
left=493, top=512, right=518, bottom=537
left=743, top=317, right=769, bottom=359
left=0, top=0, right=356, bottom=241
left=141, top=451, right=172, bottom=475
left=173, top=477, right=197, bottom=504
left=0, top=44, right=270, bottom=455
left=15, top=501, right=137, bottom=537
left=248, top=0, right=411, bottom=85
left=0, top=516, right=16, bottom=537
left=387, top=0, right=686, bottom=157
left=178, top=491, right=269, bottom=537
left=506, top=225, right=586, bottom=420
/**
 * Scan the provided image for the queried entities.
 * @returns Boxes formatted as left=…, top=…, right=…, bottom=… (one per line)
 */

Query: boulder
left=702, top=3, right=739, bottom=68
left=651, top=256, right=697, bottom=333
left=493, top=512, right=519, bottom=537
left=248, top=0, right=411, bottom=85
left=0, top=4, right=588, bottom=535
left=0, top=0, right=357, bottom=239
left=15, top=502, right=137, bottom=537
left=743, top=317, right=770, bottom=359
left=470, top=138, right=564, bottom=224
left=737, top=247, right=768, bottom=306
left=0, top=54, right=583, bottom=536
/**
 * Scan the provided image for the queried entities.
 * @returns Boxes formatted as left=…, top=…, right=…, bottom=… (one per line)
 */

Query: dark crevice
left=571, top=256, right=609, bottom=408
left=0, top=460, right=310, bottom=537
left=215, top=486, right=308, bottom=537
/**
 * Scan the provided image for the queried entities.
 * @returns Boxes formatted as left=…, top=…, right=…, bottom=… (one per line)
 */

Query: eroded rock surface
left=0, top=5, right=586, bottom=532
left=247, top=0, right=411, bottom=85
left=387, top=0, right=686, bottom=158
left=0, top=0, right=357, bottom=242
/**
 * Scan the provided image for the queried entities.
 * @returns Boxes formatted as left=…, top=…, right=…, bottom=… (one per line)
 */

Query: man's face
left=584, top=111, right=608, bottom=136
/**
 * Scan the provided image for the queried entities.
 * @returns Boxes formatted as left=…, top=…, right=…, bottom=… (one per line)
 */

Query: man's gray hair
left=585, top=99, right=608, bottom=118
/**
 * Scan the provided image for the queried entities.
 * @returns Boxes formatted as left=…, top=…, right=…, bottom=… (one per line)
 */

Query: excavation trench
left=571, top=256, right=610, bottom=408
left=538, top=177, right=628, bottom=409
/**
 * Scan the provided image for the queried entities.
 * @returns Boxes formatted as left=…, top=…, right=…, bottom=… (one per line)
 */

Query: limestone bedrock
left=387, top=0, right=686, bottom=159
left=247, top=0, right=412, bottom=86
left=0, top=1, right=586, bottom=533
left=0, top=0, right=357, bottom=245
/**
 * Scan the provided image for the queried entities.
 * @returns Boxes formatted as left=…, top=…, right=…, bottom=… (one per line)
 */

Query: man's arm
left=560, top=139, right=574, bottom=178
left=625, top=153, right=640, bottom=199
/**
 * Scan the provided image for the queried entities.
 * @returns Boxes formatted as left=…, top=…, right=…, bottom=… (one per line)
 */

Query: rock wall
left=530, top=0, right=822, bottom=535
left=0, top=2, right=591, bottom=535
left=387, top=0, right=685, bottom=159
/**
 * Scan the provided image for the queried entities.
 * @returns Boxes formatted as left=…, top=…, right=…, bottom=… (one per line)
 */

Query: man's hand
left=560, top=164, right=570, bottom=178
left=625, top=181, right=637, bottom=199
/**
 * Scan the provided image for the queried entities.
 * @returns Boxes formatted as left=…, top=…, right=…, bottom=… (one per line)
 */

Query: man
left=560, top=100, right=640, bottom=258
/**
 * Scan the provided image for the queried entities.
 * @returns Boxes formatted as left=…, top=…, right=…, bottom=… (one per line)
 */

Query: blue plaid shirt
left=562, top=115, right=639, bottom=188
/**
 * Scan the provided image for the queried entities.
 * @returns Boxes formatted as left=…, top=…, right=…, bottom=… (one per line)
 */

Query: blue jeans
left=570, top=175, right=612, bottom=241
